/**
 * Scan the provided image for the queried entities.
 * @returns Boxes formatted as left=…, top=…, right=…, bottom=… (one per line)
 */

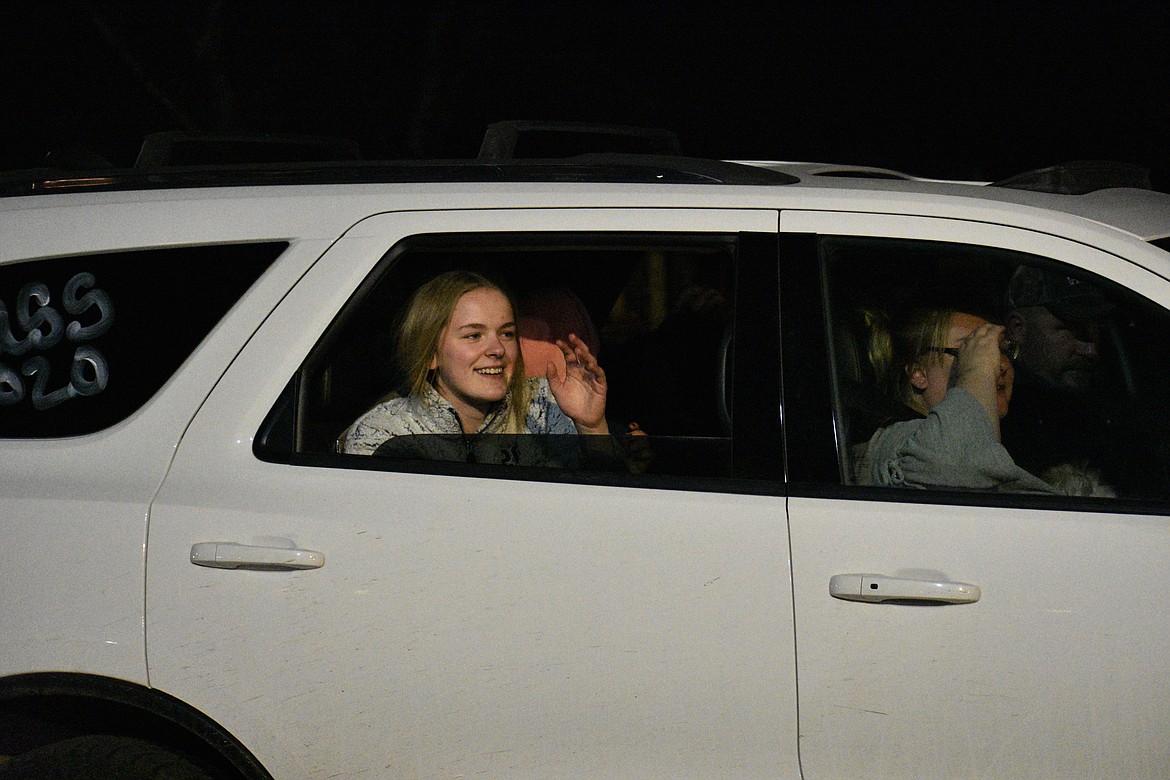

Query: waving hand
left=546, top=333, right=609, bottom=435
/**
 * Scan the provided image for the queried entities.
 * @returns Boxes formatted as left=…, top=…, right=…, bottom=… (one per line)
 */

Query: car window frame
left=0, top=242, right=287, bottom=439
left=778, top=213, right=1170, bottom=517
left=254, top=228, right=787, bottom=498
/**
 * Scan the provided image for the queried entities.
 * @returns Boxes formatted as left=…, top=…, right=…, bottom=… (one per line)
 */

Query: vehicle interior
left=258, top=232, right=740, bottom=479
left=822, top=236, right=1170, bottom=499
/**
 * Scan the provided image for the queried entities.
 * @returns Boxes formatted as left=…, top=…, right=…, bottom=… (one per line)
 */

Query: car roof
left=736, top=160, right=1170, bottom=243
left=3, top=154, right=1169, bottom=246
left=7, top=122, right=1167, bottom=243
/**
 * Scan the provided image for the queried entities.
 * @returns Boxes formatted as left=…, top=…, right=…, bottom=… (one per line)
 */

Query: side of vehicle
left=778, top=208, right=1170, bottom=777
left=2, top=176, right=1170, bottom=777
left=0, top=193, right=373, bottom=776
left=0, top=188, right=805, bottom=777
left=145, top=205, right=800, bottom=778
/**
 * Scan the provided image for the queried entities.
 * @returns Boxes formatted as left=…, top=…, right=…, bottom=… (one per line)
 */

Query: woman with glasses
left=856, top=307, right=1060, bottom=493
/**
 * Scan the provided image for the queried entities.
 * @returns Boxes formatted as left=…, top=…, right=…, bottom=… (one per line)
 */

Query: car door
left=780, top=210, right=1170, bottom=778
left=146, top=207, right=801, bottom=778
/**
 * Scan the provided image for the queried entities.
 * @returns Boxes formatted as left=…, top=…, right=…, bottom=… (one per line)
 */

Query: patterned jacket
left=341, top=377, right=576, bottom=457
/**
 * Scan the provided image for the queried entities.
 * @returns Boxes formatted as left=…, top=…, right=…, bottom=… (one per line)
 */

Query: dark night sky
left=5, top=2, right=1170, bottom=185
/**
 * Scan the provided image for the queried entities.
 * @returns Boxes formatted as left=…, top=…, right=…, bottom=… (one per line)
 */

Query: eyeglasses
left=928, top=341, right=1020, bottom=361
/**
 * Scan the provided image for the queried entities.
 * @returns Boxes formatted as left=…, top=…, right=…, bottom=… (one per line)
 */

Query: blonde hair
left=398, top=270, right=530, bottom=433
left=865, top=308, right=955, bottom=408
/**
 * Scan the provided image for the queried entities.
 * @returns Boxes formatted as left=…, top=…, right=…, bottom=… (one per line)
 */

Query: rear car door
left=781, top=210, right=1170, bottom=778
left=146, top=207, right=800, bottom=778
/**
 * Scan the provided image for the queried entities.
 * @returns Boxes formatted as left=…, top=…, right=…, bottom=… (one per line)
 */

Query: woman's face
left=430, top=287, right=518, bottom=417
left=917, top=312, right=1014, bottom=417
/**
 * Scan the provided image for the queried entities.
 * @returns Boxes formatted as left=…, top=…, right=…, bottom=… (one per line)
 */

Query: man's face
left=1007, top=306, right=1101, bottom=389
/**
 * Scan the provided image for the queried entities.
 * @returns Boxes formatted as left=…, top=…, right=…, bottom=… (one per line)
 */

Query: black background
left=4, top=2, right=1170, bottom=186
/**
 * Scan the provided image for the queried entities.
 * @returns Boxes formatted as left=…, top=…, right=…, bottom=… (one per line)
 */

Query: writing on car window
left=0, top=242, right=285, bottom=438
left=0, top=272, right=114, bottom=410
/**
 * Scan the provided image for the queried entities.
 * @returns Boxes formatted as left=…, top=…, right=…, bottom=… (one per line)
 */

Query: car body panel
left=1, top=163, right=1168, bottom=777
left=146, top=208, right=801, bottom=778
left=789, top=496, right=1170, bottom=778
left=781, top=209, right=1170, bottom=778
left=4, top=177, right=1168, bottom=261
left=0, top=231, right=329, bottom=687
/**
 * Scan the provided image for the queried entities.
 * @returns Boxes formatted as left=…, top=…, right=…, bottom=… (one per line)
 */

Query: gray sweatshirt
left=864, top=388, right=1057, bottom=494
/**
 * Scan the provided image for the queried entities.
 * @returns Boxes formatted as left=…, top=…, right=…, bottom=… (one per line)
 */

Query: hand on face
left=950, top=320, right=1014, bottom=428
left=951, top=323, right=1007, bottom=386
left=546, top=333, right=609, bottom=435
left=912, top=314, right=1014, bottom=431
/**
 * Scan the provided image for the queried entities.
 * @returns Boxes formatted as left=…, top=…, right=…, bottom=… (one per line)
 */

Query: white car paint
left=0, top=237, right=330, bottom=687
left=2, top=164, right=1169, bottom=777
left=146, top=208, right=801, bottom=778
left=781, top=209, right=1170, bottom=778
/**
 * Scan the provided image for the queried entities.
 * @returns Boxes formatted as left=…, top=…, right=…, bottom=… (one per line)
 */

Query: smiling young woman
left=428, top=286, right=520, bottom=431
left=340, top=270, right=609, bottom=457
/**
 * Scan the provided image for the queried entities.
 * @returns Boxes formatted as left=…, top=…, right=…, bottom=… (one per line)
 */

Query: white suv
left=2, top=136, right=1169, bottom=778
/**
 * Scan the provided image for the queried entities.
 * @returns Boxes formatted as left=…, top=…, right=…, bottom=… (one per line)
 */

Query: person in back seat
left=340, top=270, right=609, bottom=461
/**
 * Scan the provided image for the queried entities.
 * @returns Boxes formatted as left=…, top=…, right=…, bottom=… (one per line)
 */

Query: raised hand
left=953, top=323, right=1005, bottom=382
left=952, top=323, right=1009, bottom=437
left=546, top=333, right=609, bottom=435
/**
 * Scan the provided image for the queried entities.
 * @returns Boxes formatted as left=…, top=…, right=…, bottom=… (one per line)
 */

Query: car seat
left=830, top=309, right=901, bottom=483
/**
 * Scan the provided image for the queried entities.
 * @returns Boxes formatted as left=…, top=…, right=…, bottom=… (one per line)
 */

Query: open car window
left=257, top=232, right=781, bottom=491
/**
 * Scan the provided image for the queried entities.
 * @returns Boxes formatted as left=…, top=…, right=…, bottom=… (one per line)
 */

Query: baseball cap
left=1006, top=266, right=1114, bottom=322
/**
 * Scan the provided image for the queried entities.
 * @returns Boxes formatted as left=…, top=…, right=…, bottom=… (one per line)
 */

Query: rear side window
left=0, top=242, right=286, bottom=437
left=257, top=232, right=783, bottom=491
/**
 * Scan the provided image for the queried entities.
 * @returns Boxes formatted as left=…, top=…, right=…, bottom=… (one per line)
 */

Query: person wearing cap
left=1002, top=266, right=1162, bottom=498
left=1004, top=266, right=1112, bottom=390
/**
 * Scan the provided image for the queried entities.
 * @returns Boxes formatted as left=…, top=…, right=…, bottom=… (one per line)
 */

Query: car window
left=0, top=243, right=285, bottom=437
left=822, top=236, right=1170, bottom=502
left=256, top=232, right=781, bottom=490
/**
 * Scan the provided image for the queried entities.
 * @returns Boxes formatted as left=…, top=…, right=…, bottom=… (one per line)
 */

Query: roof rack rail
left=0, top=156, right=797, bottom=197
left=0, top=121, right=798, bottom=196
left=478, top=120, right=682, bottom=160
left=134, top=131, right=362, bottom=167
left=805, top=165, right=913, bottom=181
left=992, top=160, right=1152, bottom=195
left=556, top=153, right=796, bottom=184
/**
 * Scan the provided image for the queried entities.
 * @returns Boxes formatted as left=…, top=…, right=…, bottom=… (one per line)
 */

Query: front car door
left=146, top=207, right=800, bottom=778
left=781, top=210, right=1170, bottom=778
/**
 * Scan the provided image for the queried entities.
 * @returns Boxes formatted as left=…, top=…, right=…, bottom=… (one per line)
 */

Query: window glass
left=823, top=236, right=1170, bottom=502
left=0, top=243, right=286, bottom=437
left=259, top=233, right=761, bottom=487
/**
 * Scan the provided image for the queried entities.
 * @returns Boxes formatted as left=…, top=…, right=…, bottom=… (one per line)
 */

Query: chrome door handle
left=190, top=542, right=325, bottom=571
left=829, top=573, right=980, bottom=604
